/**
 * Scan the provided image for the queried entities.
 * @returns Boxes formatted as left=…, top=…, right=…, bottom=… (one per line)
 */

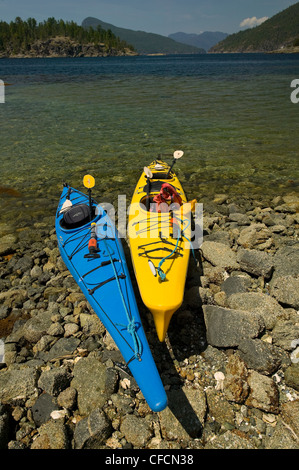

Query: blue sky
left=0, top=0, right=298, bottom=35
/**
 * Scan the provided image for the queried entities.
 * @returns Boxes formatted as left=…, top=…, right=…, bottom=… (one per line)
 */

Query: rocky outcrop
left=0, top=37, right=137, bottom=58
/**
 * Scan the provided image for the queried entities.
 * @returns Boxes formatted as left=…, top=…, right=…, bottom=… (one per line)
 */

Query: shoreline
left=0, top=190, right=298, bottom=449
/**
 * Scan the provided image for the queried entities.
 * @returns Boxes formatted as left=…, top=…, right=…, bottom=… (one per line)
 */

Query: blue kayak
left=55, top=183, right=167, bottom=412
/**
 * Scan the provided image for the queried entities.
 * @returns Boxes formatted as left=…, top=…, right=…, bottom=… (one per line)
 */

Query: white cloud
left=240, top=16, right=268, bottom=28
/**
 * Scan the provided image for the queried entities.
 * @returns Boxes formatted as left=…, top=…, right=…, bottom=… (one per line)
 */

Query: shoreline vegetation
left=0, top=17, right=137, bottom=58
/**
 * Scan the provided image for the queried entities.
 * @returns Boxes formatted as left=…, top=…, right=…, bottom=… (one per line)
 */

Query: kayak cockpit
left=59, top=203, right=98, bottom=231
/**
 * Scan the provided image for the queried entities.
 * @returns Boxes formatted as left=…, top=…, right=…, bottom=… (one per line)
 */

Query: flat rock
left=227, top=292, right=286, bottom=330
left=221, top=275, right=251, bottom=297
left=0, top=367, right=39, bottom=403
left=200, top=241, right=239, bottom=271
left=32, top=393, right=58, bottom=427
left=238, top=338, right=282, bottom=375
left=236, top=248, right=274, bottom=278
left=203, top=305, right=264, bottom=348
left=271, top=245, right=299, bottom=281
left=71, top=357, right=118, bottom=415
left=270, top=275, right=299, bottom=309
left=159, top=386, right=206, bottom=441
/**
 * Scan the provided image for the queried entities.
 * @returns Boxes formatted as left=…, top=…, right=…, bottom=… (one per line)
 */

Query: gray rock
left=71, top=357, right=118, bottom=415
left=237, top=223, right=273, bottom=250
left=159, top=386, right=206, bottom=441
left=203, top=305, right=264, bottom=348
left=237, top=248, right=274, bottom=279
left=221, top=275, right=250, bottom=297
left=245, top=370, right=279, bottom=414
left=200, top=241, right=239, bottom=271
left=23, top=311, right=53, bottom=343
left=32, top=393, right=58, bottom=426
left=31, top=418, right=69, bottom=449
left=238, top=338, right=282, bottom=375
left=74, top=408, right=112, bottom=449
left=272, top=245, right=299, bottom=281
left=46, top=337, right=81, bottom=361
left=0, top=234, right=18, bottom=256
left=120, top=414, right=153, bottom=448
left=227, top=292, right=286, bottom=331
left=0, top=288, right=28, bottom=309
left=284, top=363, right=299, bottom=391
left=228, top=213, right=250, bottom=225
left=0, top=367, right=39, bottom=403
left=270, top=275, right=299, bottom=309
left=110, top=393, right=134, bottom=415
left=14, top=255, right=34, bottom=274
left=30, top=265, right=43, bottom=279
left=38, top=366, right=72, bottom=396
left=272, top=318, right=299, bottom=351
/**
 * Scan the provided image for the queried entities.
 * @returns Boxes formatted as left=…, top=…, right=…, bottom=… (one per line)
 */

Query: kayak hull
left=55, top=184, right=167, bottom=412
left=128, top=160, right=191, bottom=342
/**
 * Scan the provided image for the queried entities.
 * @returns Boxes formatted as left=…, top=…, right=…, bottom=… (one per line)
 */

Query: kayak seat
left=143, top=181, right=176, bottom=193
left=151, top=172, right=172, bottom=179
left=60, top=204, right=93, bottom=229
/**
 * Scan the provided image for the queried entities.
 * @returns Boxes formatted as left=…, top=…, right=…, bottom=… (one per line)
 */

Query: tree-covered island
left=0, top=17, right=137, bottom=57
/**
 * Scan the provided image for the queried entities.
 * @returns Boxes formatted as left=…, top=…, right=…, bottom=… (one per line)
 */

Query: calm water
left=0, top=54, right=299, bottom=230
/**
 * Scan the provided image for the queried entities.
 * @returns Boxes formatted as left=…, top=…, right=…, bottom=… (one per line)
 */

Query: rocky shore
left=0, top=37, right=137, bottom=59
left=0, top=191, right=298, bottom=450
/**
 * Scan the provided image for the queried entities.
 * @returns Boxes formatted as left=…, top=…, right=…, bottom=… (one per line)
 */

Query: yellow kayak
left=128, top=153, right=195, bottom=342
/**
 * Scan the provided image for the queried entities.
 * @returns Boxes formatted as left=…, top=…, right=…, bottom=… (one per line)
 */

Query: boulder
left=203, top=305, right=264, bottom=348
left=200, top=241, right=239, bottom=271
left=227, top=292, right=286, bottom=330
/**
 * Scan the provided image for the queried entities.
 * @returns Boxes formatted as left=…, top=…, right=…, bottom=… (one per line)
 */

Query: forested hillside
left=82, top=17, right=205, bottom=54
left=0, top=17, right=136, bottom=57
left=211, top=2, right=299, bottom=52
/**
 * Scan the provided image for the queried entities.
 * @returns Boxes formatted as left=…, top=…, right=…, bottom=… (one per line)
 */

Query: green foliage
left=0, top=17, right=135, bottom=54
left=212, top=2, right=299, bottom=52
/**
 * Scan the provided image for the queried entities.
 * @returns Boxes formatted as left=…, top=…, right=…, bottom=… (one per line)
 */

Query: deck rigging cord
left=103, top=238, right=142, bottom=363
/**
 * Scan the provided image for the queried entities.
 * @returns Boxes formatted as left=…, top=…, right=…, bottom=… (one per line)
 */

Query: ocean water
left=0, top=54, right=299, bottom=229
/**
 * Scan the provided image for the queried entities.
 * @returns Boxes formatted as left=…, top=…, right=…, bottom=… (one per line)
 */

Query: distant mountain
left=82, top=17, right=205, bottom=54
left=210, top=2, right=299, bottom=52
left=168, top=31, right=228, bottom=52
